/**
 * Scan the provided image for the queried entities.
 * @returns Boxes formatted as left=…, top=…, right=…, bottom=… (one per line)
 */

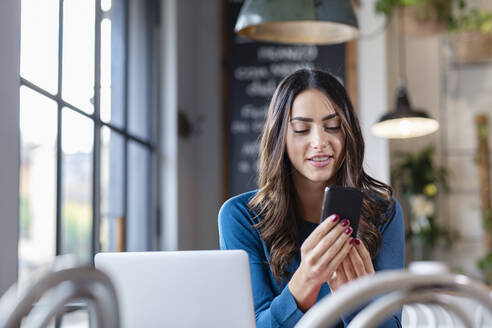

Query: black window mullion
left=21, top=75, right=155, bottom=151
left=92, top=0, right=102, bottom=260
left=103, top=122, right=155, bottom=149
left=151, top=0, right=161, bottom=251
left=146, top=0, right=156, bottom=250
left=55, top=0, right=64, bottom=257
left=20, top=77, right=92, bottom=120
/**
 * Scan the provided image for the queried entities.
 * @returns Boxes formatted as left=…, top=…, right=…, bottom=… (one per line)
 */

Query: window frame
left=19, top=0, right=159, bottom=263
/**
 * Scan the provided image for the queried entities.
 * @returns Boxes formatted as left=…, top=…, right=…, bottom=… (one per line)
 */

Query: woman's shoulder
left=364, top=190, right=402, bottom=232
left=385, top=197, right=402, bottom=218
left=219, top=191, right=268, bottom=254
left=220, top=190, right=257, bottom=212
left=218, top=190, right=259, bottom=226
left=379, top=197, right=403, bottom=234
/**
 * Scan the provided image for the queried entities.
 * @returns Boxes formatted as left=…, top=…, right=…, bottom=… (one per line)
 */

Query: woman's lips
left=308, top=156, right=333, bottom=168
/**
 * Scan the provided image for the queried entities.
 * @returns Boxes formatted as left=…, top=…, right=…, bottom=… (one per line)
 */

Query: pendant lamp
left=371, top=8, right=439, bottom=139
left=371, top=86, right=439, bottom=139
left=234, top=0, right=359, bottom=45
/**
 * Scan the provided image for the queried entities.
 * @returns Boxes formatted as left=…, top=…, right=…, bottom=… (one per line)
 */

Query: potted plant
left=391, top=146, right=458, bottom=260
left=448, top=8, right=492, bottom=63
left=478, top=252, right=492, bottom=285
left=375, top=0, right=462, bottom=36
left=478, top=209, right=492, bottom=285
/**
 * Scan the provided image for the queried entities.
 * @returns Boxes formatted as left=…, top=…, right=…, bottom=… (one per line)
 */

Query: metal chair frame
left=0, top=267, right=119, bottom=328
left=294, top=271, right=492, bottom=328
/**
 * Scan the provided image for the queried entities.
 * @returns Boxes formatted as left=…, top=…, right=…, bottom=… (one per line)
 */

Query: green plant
left=391, top=146, right=458, bottom=253
left=415, top=215, right=458, bottom=248
left=375, top=0, right=465, bottom=22
left=483, top=209, right=492, bottom=232
left=448, top=8, right=492, bottom=34
left=478, top=252, right=492, bottom=285
left=391, top=145, right=449, bottom=196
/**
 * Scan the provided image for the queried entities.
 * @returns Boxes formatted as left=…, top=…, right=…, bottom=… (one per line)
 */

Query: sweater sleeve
left=374, top=198, right=405, bottom=272
left=218, top=197, right=304, bottom=328
left=374, top=198, right=405, bottom=327
left=341, top=198, right=405, bottom=327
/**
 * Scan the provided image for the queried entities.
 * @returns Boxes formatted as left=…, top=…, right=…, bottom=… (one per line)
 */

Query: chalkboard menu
left=225, top=0, right=350, bottom=197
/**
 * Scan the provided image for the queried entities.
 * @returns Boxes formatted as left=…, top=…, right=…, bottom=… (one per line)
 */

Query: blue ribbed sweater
left=218, top=190, right=404, bottom=328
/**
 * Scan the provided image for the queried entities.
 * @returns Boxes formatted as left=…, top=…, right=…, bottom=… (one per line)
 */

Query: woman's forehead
left=290, top=88, right=338, bottom=117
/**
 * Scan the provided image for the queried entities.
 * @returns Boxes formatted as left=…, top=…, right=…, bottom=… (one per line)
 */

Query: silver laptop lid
left=95, top=250, right=256, bottom=328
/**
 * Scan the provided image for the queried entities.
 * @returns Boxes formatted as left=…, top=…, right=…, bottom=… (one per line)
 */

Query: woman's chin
left=292, top=168, right=335, bottom=186
left=307, top=169, right=335, bottom=182
left=306, top=174, right=335, bottom=185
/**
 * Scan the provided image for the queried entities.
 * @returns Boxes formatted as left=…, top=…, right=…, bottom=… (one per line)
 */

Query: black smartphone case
left=320, top=186, right=364, bottom=237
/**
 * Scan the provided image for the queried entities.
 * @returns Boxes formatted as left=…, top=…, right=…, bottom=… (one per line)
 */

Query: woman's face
left=285, top=88, right=346, bottom=188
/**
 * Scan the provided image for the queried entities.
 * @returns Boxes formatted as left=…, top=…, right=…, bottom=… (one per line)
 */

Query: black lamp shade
left=372, top=86, right=439, bottom=139
left=235, top=0, right=359, bottom=45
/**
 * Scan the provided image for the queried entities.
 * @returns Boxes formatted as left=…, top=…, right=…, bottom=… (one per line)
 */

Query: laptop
left=94, top=250, right=256, bottom=328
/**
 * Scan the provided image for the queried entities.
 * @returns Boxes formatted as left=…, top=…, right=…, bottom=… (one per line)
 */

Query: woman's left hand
left=327, top=239, right=375, bottom=292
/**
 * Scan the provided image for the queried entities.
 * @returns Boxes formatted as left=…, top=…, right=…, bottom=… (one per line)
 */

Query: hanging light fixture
left=372, top=8, right=439, bottom=139
left=234, top=0, right=359, bottom=45
left=371, top=86, right=439, bottom=138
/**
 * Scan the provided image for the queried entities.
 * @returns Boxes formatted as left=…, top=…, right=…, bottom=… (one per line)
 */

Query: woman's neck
left=293, top=175, right=331, bottom=223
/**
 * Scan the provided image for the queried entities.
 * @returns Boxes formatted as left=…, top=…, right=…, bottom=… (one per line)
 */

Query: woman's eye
left=325, top=125, right=341, bottom=131
left=292, top=123, right=309, bottom=133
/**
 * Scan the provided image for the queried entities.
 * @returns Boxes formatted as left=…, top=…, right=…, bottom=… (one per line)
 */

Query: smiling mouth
left=310, top=156, right=331, bottom=162
left=309, top=154, right=333, bottom=161
left=308, top=155, right=334, bottom=167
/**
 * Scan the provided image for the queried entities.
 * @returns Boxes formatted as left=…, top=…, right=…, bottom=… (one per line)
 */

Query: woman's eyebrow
left=290, top=113, right=338, bottom=122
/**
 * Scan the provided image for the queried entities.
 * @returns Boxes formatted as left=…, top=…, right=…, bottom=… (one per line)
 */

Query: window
left=19, top=0, right=158, bottom=289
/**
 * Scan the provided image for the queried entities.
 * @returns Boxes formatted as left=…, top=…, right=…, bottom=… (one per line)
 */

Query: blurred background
left=1, top=0, right=492, bottom=325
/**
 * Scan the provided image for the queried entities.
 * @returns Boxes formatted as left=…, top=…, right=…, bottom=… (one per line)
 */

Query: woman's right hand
left=288, top=214, right=354, bottom=312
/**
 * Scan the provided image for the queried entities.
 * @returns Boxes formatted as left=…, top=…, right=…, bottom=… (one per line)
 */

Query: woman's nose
left=311, top=128, right=327, bottom=149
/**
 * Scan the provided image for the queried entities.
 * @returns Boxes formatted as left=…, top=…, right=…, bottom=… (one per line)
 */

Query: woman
left=218, top=69, right=404, bottom=327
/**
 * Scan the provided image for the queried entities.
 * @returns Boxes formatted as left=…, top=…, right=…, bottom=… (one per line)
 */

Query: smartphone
left=320, top=186, right=364, bottom=237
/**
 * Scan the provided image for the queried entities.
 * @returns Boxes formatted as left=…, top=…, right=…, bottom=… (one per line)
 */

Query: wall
left=0, top=0, right=20, bottom=295
left=159, top=0, right=179, bottom=251
left=177, top=0, right=222, bottom=250
left=357, top=0, right=390, bottom=184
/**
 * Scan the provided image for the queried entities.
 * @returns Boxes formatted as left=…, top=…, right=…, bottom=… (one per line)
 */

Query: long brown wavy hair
left=248, top=68, right=395, bottom=282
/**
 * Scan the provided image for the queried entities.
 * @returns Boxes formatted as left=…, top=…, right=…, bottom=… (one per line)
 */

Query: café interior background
left=1, top=0, right=492, bottom=301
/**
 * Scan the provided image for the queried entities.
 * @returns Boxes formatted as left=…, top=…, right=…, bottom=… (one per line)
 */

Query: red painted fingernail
left=349, top=237, right=355, bottom=244
left=345, top=227, right=352, bottom=235
left=355, top=239, right=361, bottom=246
left=341, top=219, right=349, bottom=227
left=331, top=214, right=339, bottom=222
